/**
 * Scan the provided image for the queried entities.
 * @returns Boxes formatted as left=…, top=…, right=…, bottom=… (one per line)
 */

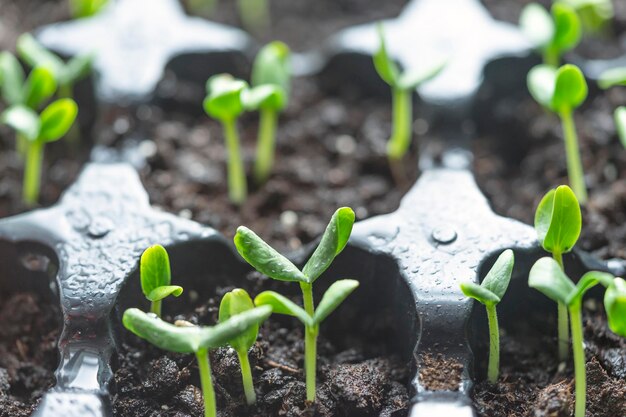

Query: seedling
left=527, top=64, right=588, bottom=203
left=234, top=207, right=359, bottom=402
left=560, top=0, right=614, bottom=35
left=0, top=99, right=77, bottom=205
left=598, top=67, right=626, bottom=149
left=534, top=185, right=581, bottom=360
left=204, top=74, right=248, bottom=205
left=122, top=305, right=272, bottom=417
left=529, top=257, right=625, bottom=417
left=460, top=249, right=514, bottom=383
left=237, top=0, right=270, bottom=35
left=520, top=3, right=581, bottom=67
left=140, top=244, right=183, bottom=317
left=219, top=288, right=262, bottom=405
left=69, top=0, right=109, bottom=18
left=373, top=24, right=446, bottom=163
left=615, top=107, right=626, bottom=149
left=244, top=41, right=291, bottom=184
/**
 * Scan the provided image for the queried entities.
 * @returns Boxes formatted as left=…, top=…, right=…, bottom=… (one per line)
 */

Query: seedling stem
left=255, top=108, right=277, bottom=183
left=570, top=300, right=585, bottom=417
left=223, top=118, right=247, bottom=205
left=559, top=110, right=587, bottom=203
left=236, top=349, right=255, bottom=404
left=485, top=303, right=499, bottom=382
left=196, top=349, right=216, bottom=417
left=388, top=87, right=412, bottom=161
left=24, top=141, right=43, bottom=206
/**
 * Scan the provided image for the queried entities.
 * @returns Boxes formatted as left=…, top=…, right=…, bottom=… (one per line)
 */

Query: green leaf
left=203, top=74, right=247, bottom=121
left=520, top=3, right=555, bottom=49
left=302, top=207, right=355, bottom=283
left=38, top=98, right=78, bottom=142
left=140, top=244, right=172, bottom=298
left=254, top=291, right=313, bottom=327
left=566, top=270, right=614, bottom=306
left=63, top=53, right=93, bottom=85
left=551, top=3, right=582, bottom=53
left=23, top=67, right=57, bottom=109
left=122, top=305, right=272, bottom=353
left=0, top=52, right=25, bottom=105
left=551, top=64, right=587, bottom=112
left=373, top=23, right=399, bottom=87
left=460, top=282, right=500, bottom=305
left=234, top=226, right=307, bottom=283
left=534, top=185, right=581, bottom=255
left=251, top=41, right=291, bottom=97
left=396, top=56, right=447, bottom=90
left=0, top=105, right=40, bottom=141
left=605, top=277, right=626, bottom=337
left=219, top=288, right=260, bottom=352
left=17, top=33, right=64, bottom=76
left=615, top=107, right=626, bottom=149
left=243, top=85, right=287, bottom=111
left=598, top=67, right=626, bottom=89
left=312, top=279, right=359, bottom=325
left=527, top=64, right=557, bottom=109
left=69, top=0, right=109, bottom=18
left=147, top=285, right=183, bottom=302
left=528, top=257, right=575, bottom=305
left=481, top=249, right=515, bottom=301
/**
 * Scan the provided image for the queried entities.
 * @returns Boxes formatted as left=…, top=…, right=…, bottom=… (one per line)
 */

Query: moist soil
left=472, top=303, right=626, bottom=417
left=0, top=292, right=61, bottom=417
left=112, top=273, right=411, bottom=417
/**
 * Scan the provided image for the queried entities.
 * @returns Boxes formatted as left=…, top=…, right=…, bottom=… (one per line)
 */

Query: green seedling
left=237, top=0, right=270, bottom=35
left=123, top=305, right=272, bottom=417
left=140, top=244, right=183, bottom=317
left=234, top=207, right=359, bottom=402
left=527, top=64, right=588, bottom=202
left=204, top=74, right=248, bottom=205
left=614, top=106, right=626, bottom=149
left=69, top=0, right=109, bottom=18
left=219, top=288, right=261, bottom=405
left=460, top=249, right=514, bottom=383
left=598, top=67, right=626, bottom=149
left=0, top=52, right=56, bottom=109
left=520, top=3, right=581, bottom=67
left=373, top=23, right=446, bottom=163
left=244, top=41, right=291, bottom=184
left=560, top=0, right=614, bottom=35
left=529, top=257, right=626, bottom=417
left=534, top=185, right=581, bottom=360
left=1, top=99, right=77, bottom=205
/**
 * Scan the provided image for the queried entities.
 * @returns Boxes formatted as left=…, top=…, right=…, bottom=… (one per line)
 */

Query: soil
left=112, top=272, right=411, bottom=417
left=418, top=354, right=463, bottom=392
left=472, top=303, right=626, bottom=417
left=0, top=292, right=61, bottom=417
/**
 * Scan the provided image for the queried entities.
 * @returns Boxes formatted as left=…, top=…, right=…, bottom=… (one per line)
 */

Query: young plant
left=219, top=288, right=262, bottom=405
left=598, top=67, right=626, bottom=149
left=534, top=185, right=581, bottom=360
left=529, top=257, right=626, bottom=417
left=373, top=24, right=446, bottom=163
left=140, top=244, right=183, bottom=318
left=614, top=106, right=626, bottom=149
left=0, top=99, right=77, bottom=205
left=234, top=207, right=359, bottom=402
left=237, top=0, right=270, bottom=35
left=460, top=249, right=514, bottom=383
left=244, top=41, right=291, bottom=184
left=527, top=64, right=588, bottom=202
left=204, top=74, right=248, bottom=205
left=122, top=305, right=272, bottom=417
left=520, top=3, right=581, bottom=67
left=68, top=0, right=109, bottom=19
left=560, top=0, right=614, bottom=36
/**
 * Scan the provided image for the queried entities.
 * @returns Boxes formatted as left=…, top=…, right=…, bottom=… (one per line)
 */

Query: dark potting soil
left=472, top=303, right=626, bottom=417
left=112, top=273, right=411, bottom=417
left=183, top=0, right=408, bottom=52
left=417, top=354, right=463, bottom=392
left=0, top=292, right=61, bottom=417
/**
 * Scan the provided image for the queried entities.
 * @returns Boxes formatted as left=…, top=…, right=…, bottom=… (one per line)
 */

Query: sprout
left=0, top=99, right=77, bottom=205
left=140, top=245, right=183, bottom=318
left=615, top=106, right=626, bottom=149
left=460, top=249, right=514, bottom=383
left=219, top=288, right=262, bottom=405
left=520, top=3, right=581, bottom=67
left=237, top=0, right=270, bottom=35
left=68, top=0, right=109, bottom=18
left=559, top=0, right=614, bottom=36
left=234, top=207, right=359, bottom=402
left=204, top=74, right=248, bottom=205
left=122, top=305, right=272, bottom=417
left=534, top=185, right=581, bottom=360
left=527, top=65, right=588, bottom=203
left=373, top=23, right=446, bottom=163
left=529, top=258, right=625, bottom=417
left=0, top=52, right=57, bottom=109
left=244, top=41, right=291, bottom=184
left=598, top=67, right=626, bottom=149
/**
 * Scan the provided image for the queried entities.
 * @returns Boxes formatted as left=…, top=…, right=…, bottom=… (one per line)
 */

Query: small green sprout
left=373, top=23, right=446, bottom=163
left=204, top=74, right=248, bottom=205
left=560, top=0, right=614, bottom=36
left=219, top=288, right=261, bottom=405
left=527, top=64, right=588, bottom=203
left=68, top=0, right=109, bottom=19
left=122, top=305, right=272, bottom=417
left=0, top=52, right=57, bottom=109
left=237, top=0, right=270, bottom=35
left=598, top=67, right=626, bottom=149
left=534, top=185, right=581, bottom=360
left=529, top=257, right=626, bottom=417
left=244, top=41, right=291, bottom=184
left=1, top=99, right=77, bottom=205
left=520, top=3, right=581, bottom=67
left=234, top=207, right=359, bottom=402
left=460, top=249, right=514, bottom=383
left=614, top=106, right=626, bottom=149
left=140, top=245, right=183, bottom=318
